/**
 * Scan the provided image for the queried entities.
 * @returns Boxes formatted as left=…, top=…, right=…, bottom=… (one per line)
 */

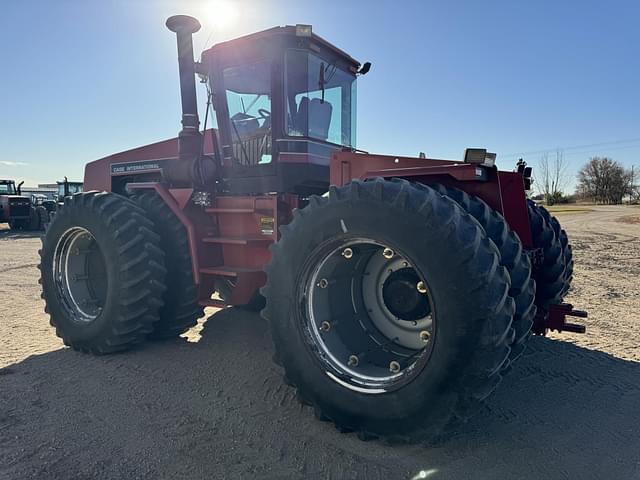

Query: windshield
left=285, top=50, right=357, bottom=148
left=58, top=183, right=83, bottom=196
left=0, top=182, right=17, bottom=195
left=223, top=62, right=273, bottom=166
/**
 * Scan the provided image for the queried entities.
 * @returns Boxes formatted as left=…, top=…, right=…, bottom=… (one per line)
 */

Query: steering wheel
left=257, top=108, right=271, bottom=120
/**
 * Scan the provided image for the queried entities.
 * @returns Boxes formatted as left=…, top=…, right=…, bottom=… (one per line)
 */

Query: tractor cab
left=0, top=180, right=19, bottom=196
left=56, top=179, right=83, bottom=200
left=201, top=25, right=365, bottom=195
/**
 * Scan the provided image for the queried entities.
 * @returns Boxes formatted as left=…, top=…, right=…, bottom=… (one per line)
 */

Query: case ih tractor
left=40, top=16, right=585, bottom=441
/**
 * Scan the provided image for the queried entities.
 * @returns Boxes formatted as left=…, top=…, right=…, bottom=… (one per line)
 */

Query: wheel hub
left=303, top=238, right=435, bottom=393
left=382, top=268, right=431, bottom=321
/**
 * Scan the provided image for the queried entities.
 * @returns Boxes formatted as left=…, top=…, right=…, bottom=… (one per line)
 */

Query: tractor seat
left=231, top=112, right=260, bottom=138
left=296, top=97, right=333, bottom=141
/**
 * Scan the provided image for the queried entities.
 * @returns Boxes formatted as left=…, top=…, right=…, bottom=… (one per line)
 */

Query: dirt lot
left=1, top=206, right=639, bottom=480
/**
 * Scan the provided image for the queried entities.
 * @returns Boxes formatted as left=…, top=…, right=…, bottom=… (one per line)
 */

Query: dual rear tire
left=262, top=179, right=521, bottom=441
left=39, top=191, right=202, bottom=353
left=527, top=200, right=573, bottom=309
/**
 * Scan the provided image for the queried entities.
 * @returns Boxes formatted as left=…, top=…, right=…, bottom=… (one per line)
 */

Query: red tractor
left=0, top=179, right=42, bottom=230
left=40, top=16, right=585, bottom=441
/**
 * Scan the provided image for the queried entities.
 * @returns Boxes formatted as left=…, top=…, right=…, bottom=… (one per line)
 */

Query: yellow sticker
left=260, top=217, right=275, bottom=236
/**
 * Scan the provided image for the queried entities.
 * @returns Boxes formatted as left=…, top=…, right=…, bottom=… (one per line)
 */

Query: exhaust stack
left=166, top=15, right=202, bottom=162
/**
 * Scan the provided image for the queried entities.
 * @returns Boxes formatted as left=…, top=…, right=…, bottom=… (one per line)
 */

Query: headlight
left=464, top=148, right=496, bottom=167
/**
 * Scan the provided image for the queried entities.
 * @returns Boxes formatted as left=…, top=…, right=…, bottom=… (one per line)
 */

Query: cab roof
left=201, top=25, right=361, bottom=70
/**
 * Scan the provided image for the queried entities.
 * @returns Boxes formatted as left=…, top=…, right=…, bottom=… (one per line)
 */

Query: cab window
left=223, top=62, right=273, bottom=165
left=285, top=50, right=357, bottom=148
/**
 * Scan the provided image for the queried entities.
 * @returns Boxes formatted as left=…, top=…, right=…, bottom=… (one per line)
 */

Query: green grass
left=545, top=205, right=594, bottom=214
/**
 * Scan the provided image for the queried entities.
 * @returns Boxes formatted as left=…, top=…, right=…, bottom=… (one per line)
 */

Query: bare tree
left=534, top=150, right=569, bottom=205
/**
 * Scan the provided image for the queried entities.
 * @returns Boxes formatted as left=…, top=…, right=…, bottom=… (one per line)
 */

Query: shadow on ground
left=1, top=308, right=638, bottom=479
left=0, top=229, right=43, bottom=240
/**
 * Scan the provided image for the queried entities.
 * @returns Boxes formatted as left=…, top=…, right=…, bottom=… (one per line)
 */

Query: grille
left=9, top=200, right=30, bottom=218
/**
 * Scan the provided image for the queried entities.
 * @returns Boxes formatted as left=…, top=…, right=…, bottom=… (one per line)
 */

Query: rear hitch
left=532, top=303, right=587, bottom=335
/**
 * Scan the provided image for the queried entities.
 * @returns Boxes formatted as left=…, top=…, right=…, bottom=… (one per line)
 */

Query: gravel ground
left=1, top=206, right=639, bottom=480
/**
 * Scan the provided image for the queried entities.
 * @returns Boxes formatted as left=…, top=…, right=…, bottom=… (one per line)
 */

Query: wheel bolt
left=348, top=355, right=359, bottom=367
left=420, top=330, right=430, bottom=343
left=320, top=321, right=331, bottom=332
left=318, top=278, right=328, bottom=289
left=342, top=247, right=353, bottom=259
left=416, top=281, right=427, bottom=294
left=383, top=248, right=394, bottom=259
left=389, top=361, right=401, bottom=373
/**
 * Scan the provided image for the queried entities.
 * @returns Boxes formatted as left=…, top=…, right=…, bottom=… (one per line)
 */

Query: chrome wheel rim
left=53, top=227, right=108, bottom=322
left=303, top=238, right=435, bottom=393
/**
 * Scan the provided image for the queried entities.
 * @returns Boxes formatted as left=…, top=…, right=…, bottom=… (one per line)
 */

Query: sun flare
left=206, top=0, right=239, bottom=30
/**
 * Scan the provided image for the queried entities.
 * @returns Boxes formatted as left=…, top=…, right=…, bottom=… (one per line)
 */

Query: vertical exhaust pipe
left=166, top=15, right=202, bottom=162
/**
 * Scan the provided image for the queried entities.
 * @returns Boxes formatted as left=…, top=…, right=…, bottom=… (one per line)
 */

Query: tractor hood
left=83, top=129, right=218, bottom=192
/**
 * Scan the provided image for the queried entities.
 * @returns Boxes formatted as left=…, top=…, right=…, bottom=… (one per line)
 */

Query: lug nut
left=383, top=248, right=394, bottom=259
left=389, top=361, right=401, bottom=373
left=320, top=321, right=331, bottom=332
left=348, top=355, right=359, bottom=367
left=420, top=330, right=430, bottom=343
left=342, top=247, right=353, bottom=259
left=318, top=278, right=328, bottom=289
left=416, top=281, right=427, bottom=294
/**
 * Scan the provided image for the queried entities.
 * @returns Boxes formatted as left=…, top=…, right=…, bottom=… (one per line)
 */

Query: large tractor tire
left=429, top=184, right=536, bottom=362
left=37, top=206, right=50, bottom=231
left=526, top=200, right=568, bottom=309
left=39, top=191, right=167, bottom=354
left=27, top=206, right=41, bottom=231
left=533, top=202, right=573, bottom=296
left=8, top=218, right=26, bottom=230
left=262, top=178, right=514, bottom=441
left=131, top=190, right=203, bottom=339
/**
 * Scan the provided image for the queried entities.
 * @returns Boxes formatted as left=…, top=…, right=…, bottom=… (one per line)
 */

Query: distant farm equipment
left=0, top=179, right=42, bottom=231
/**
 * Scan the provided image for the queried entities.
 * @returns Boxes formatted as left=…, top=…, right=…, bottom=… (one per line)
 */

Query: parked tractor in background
left=56, top=177, right=83, bottom=204
left=39, top=16, right=585, bottom=441
left=0, top=179, right=43, bottom=230
left=33, top=178, right=84, bottom=230
left=30, top=194, right=56, bottom=230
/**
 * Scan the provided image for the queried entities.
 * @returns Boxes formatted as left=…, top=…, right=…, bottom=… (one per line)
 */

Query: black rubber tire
left=8, top=218, right=25, bottom=230
left=36, top=206, right=49, bottom=231
left=240, top=292, right=266, bottom=312
left=27, top=206, right=41, bottom=231
left=526, top=200, right=566, bottom=309
left=261, top=178, right=514, bottom=442
left=428, top=184, right=536, bottom=362
left=534, top=203, right=573, bottom=296
left=39, top=191, right=167, bottom=354
left=131, top=190, right=203, bottom=339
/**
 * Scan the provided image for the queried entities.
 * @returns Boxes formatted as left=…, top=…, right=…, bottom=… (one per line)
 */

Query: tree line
left=533, top=153, right=638, bottom=205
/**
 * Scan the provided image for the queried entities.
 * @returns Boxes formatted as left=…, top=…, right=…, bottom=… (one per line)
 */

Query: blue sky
left=1, top=0, right=638, bottom=192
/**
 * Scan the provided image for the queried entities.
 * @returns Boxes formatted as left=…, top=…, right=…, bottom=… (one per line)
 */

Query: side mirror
left=358, top=62, right=372, bottom=76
